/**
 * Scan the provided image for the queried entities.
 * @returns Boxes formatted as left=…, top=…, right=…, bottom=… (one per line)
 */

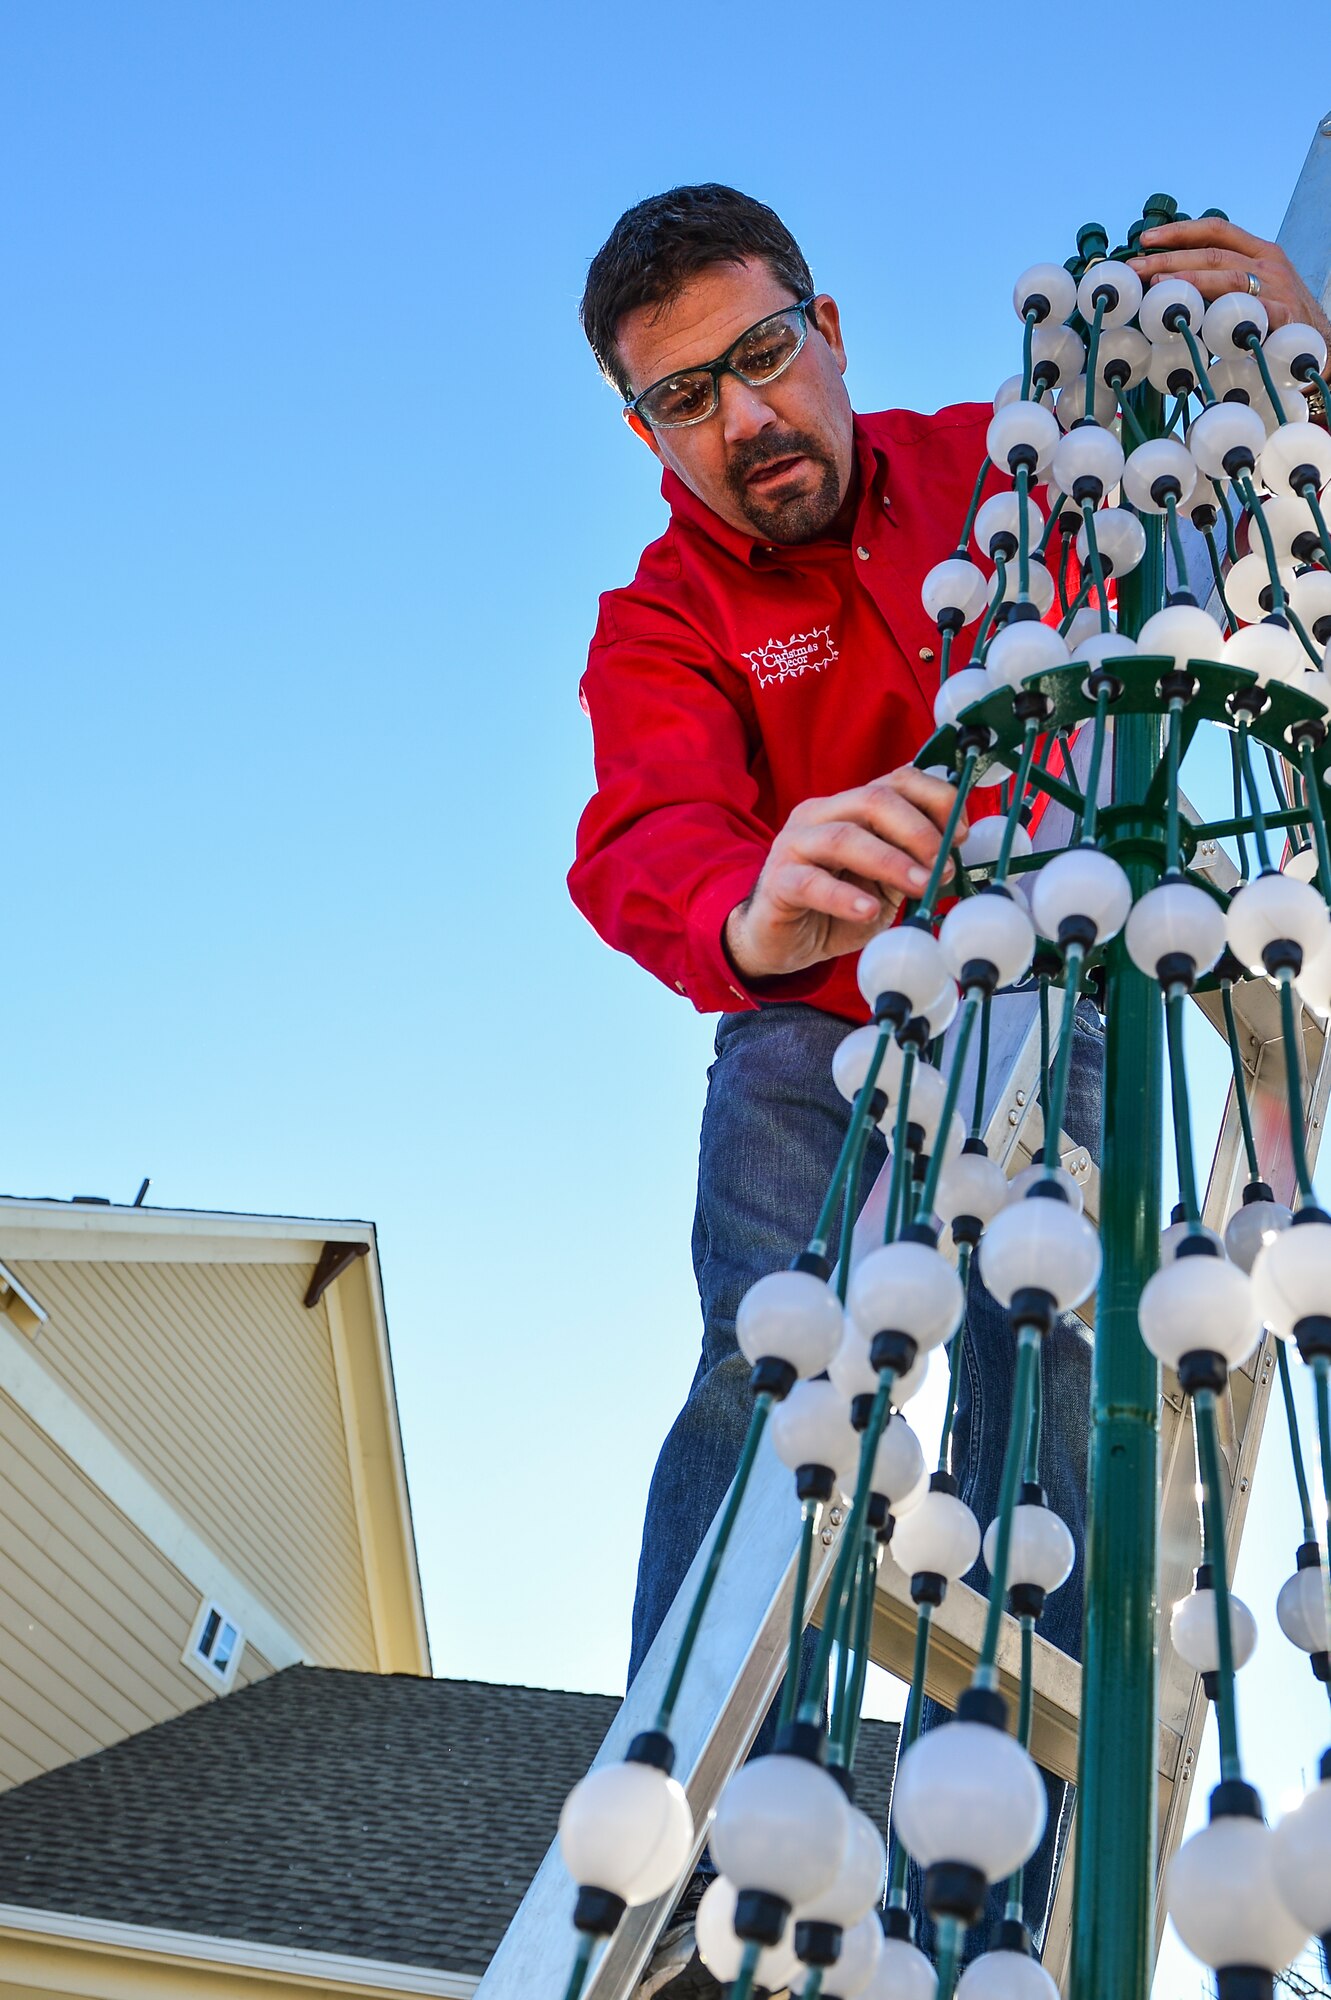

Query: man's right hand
left=723, top=767, right=966, bottom=984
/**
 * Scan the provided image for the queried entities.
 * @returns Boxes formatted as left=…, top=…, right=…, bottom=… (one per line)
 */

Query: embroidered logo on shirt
left=741, top=625, right=840, bottom=687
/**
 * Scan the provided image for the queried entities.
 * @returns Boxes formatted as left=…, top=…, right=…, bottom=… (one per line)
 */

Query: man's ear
left=810, top=294, right=848, bottom=377
left=623, top=407, right=663, bottom=459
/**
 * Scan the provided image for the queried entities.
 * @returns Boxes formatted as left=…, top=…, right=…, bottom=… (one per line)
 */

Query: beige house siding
left=6, top=1258, right=375, bottom=1670
left=0, top=1392, right=273, bottom=1790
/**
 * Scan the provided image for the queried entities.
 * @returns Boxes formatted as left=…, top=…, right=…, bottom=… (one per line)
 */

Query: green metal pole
left=1069, top=377, right=1166, bottom=2000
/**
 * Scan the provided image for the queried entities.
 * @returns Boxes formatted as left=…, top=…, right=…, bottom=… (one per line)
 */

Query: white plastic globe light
left=1055, top=374, right=1120, bottom=429
left=979, top=1196, right=1102, bottom=1312
left=1277, top=1561, right=1331, bottom=1655
left=1202, top=289, right=1270, bottom=356
left=982, top=1502, right=1075, bottom=1595
left=935, top=1147, right=1010, bottom=1230
left=795, top=1805, right=887, bottom=1934
left=1076, top=506, right=1144, bottom=577
left=986, top=401, right=1060, bottom=476
left=832, top=1024, right=897, bottom=1113
left=956, top=1950, right=1060, bottom=2000
left=1251, top=1211, right=1331, bottom=1341
left=1188, top=399, right=1266, bottom=480
left=1076, top=259, right=1143, bottom=329
left=1013, top=262, right=1077, bottom=327
left=1226, top=870, right=1330, bottom=978
left=1121, top=437, right=1199, bottom=515
left=960, top=816, right=1032, bottom=873
left=1159, top=1216, right=1225, bottom=1264
left=939, top=891, right=1036, bottom=991
left=1146, top=333, right=1198, bottom=398
left=558, top=1759, right=694, bottom=1909
left=1259, top=419, right=1331, bottom=498
left=829, top=1320, right=930, bottom=1409
left=1007, top=1159, right=1083, bottom=1212
left=1223, top=1192, right=1292, bottom=1274
left=1211, top=356, right=1266, bottom=409
left=1093, top=325, right=1151, bottom=392
left=1224, top=550, right=1297, bottom=626
left=847, top=1241, right=964, bottom=1356
left=889, top=1486, right=981, bottom=1582
left=974, top=491, right=1044, bottom=561
left=896, top=1062, right=965, bottom=1163
left=1289, top=564, right=1331, bottom=642
left=736, top=1269, right=844, bottom=1380
left=858, top=926, right=953, bottom=1019
left=869, top=1413, right=927, bottom=1508
left=934, top=667, right=995, bottom=733
left=1272, top=1772, right=1331, bottom=1939
left=696, top=1877, right=801, bottom=1991
left=820, top=1913, right=885, bottom=1999
left=1064, top=606, right=1105, bottom=653
left=1136, top=602, right=1225, bottom=673
left=892, top=1717, right=1047, bottom=1880
left=1029, top=322, right=1084, bottom=390
left=712, top=1754, right=850, bottom=1912
left=1263, top=320, right=1329, bottom=387
left=1076, top=630, right=1139, bottom=674
left=1050, top=423, right=1124, bottom=503
left=1030, top=847, right=1132, bottom=948
left=1137, top=1253, right=1261, bottom=1371
left=993, top=374, right=1024, bottom=413
left=864, top=1934, right=937, bottom=2000
left=770, top=1380, right=860, bottom=1490
left=1257, top=494, right=1323, bottom=563
left=1169, top=1583, right=1259, bottom=1675
left=985, top=619, right=1069, bottom=693
left=1166, top=1812, right=1309, bottom=1977
left=1223, top=619, right=1305, bottom=689
left=1138, top=276, right=1206, bottom=343
left=921, top=558, right=988, bottom=628
left=1125, top=880, right=1227, bottom=983
left=992, top=556, right=1056, bottom=616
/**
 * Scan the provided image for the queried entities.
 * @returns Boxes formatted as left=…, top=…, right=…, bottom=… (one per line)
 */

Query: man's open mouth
left=746, top=454, right=807, bottom=488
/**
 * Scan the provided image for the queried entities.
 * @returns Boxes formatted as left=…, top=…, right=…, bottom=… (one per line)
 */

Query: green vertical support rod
left=1069, top=362, right=1167, bottom=2000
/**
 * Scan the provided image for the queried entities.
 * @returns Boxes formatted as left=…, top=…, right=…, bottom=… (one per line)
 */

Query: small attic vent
left=183, top=1598, right=245, bottom=1692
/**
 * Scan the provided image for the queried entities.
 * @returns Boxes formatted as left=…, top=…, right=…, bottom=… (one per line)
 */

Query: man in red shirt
left=568, top=185, right=1324, bottom=1990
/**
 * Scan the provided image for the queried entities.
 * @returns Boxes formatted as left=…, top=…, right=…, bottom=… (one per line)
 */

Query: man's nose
left=719, top=373, right=779, bottom=446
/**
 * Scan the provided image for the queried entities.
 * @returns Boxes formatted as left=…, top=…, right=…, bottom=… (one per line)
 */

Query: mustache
left=726, top=429, right=831, bottom=489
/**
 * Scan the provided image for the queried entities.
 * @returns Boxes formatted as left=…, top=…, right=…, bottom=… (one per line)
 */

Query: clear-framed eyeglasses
left=624, top=297, right=817, bottom=431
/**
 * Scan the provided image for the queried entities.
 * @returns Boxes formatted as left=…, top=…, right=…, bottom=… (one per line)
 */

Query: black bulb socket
left=749, top=1356, right=798, bottom=1400
left=952, top=1214, right=983, bottom=1248
left=850, top=1393, right=874, bottom=1433
left=1260, top=937, right=1303, bottom=978
left=960, top=956, right=1001, bottom=997
left=957, top=1683, right=1010, bottom=1731
left=1293, top=529, right=1321, bottom=563
left=1314, top=614, right=1331, bottom=646
left=963, top=1136, right=990, bottom=1157
left=1242, top=1179, right=1275, bottom=1206
left=1294, top=1314, right=1331, bottom=1362
left=1167, top=368, right=1196, bottom=397
left=935, top=606, right=965, bottom=636
left=1161, top=303, right=1193, bottom=335
left=999, top=1918, right=1034, bottom=1956
left=866, top=1085, right=888, bottom=1124
left=1009, top=1581, right=1048, bottom=1619
left=1009, top=1286, right=1057, bottom=1337
left=794, top=1919, right=843, bottom=1967
left=870, top=1329, right=919, bottom=1378
left=1296, top=1538, right=1324, bottom=1570
left=1155, top=950, right=1197, bottom=991
left=1233, top=320, right=1263, bottom=351
left=1227, top=683, right=1271, bottom=722
left=1158, top=667, right=1198, bottom=704
left=1104, top=361, right=1131, bottom=392
left=1189, top=503, right=1218, bottom=531
left=1313, top=1650, right=1331, bottom=1684
left=1221, top=445, right=1257, bottom=478
left=774, top=1719, right=827, bottom=1765
left=1291, top=1205, right=1331, bottom=1226
left=1057, top=912, right=1098, bottom=953
left=1290, top=464, right=1326, bottom=498
left=876, top=1514, right=896, bottom=1548
left=1176, top=1349, right=1229, bottom=1396
left=911, top=1569, right=946, bottom=1604
left=901, top=1217, right=940, bottom=1249
left=1008, top=598, right=1042, bottom=624
left=923, top=1862, right=987, bottom=1926
left=1020, top=1480, right=1047, bottom=1507
left=1215, top=947, right=1248, bottom=985
left=1006, top=444, right=1039, bottom=477
left=1090, top=280, right=1120, bottom=314
left=1167, top=588, right=1199, bottom=608
left=574, top=1886, right=627, bottom=1935
left=1175, top=1233, right=1221, bottom=1260
left=733, top=1887, right=790, bottom=1947
left=929, top=1469, right=958, bottom=1497
left=1071, top=473, right=1105, bottom=506
left=796, top=1463, right=837, bottom=1502
left=1215, top=1968, right=1279, bottom=2000
left=1210, top=1777, right=1263, bottom=1822
left=1150, top=475, right=1183, bottom=508
left=884, top=1906, right=915, bottom=1944
left=792, top=1249, right=834, bottom=1280
left=626, top=1730, right=676, bottom=1773
left=1032, top=360, right=1060, bottom=393
left=1022, top=292, right=1051, bottom=325
left=827, top=1762, right=856, bottom=1801
left=1013, top=686, right=1053, bottom=725
left=898, top=1014, right=932, bottom=1054
left=1222, top=388, right=1252, bottom=406
left=866, top=1492, right=890, bottom=1530
left=1032, top=943, right=1063, bottom=979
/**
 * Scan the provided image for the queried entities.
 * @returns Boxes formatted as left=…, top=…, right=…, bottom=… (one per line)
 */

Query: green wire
left=1163, top=699, right=1185, bottom=879
left=883, top=1052, right=917, bottom=1246
left=1082, top=293, right=1107, bottom=420
left=1277, top=1342, right=1318, bottom=1547
left=1058, top=565, right=1096, bottom=633
left=1163, top=492, right=1190, bottom=599
left=1313, top=1356, right=1331, bottom=1687
left=1165, top=987, right=1203, bottom=1228
left=887, top=1605, right=935, bottom=1901
left=1016, top=462, right=1032, bottom=602
left=915, top=991, right=983, bottom=1221
left=1020, top=308, right=1037, bottom=401
left=1300, top=478, right=1331, bottom=576
left=1078, top=497, right=1113, bottom=635
left=799, top=1373, right=896, bottom=1724
left=1277, top=973, right=1318, bottom=1207
left=1041, top=951, right=1086, bottom=1181
left=1235, top=723, right=1276, bottom=874
left=835, top=1110, right=877, bottom=1305
left=1243, top=329, right=1293, bottom=420
left=1177, top=320, right=1218, bottom=405
left=809, top=1024, right=892, bottom=1256
left=839, top=1529, right=880, bottom=1767
left=976, top=1324, right=1042, bottom=1684
left=970, top=996, right=992, bottom=1139
left=1003, top=1614, right=1037, bottom=1922
left=1194, top=1387, right=1243, bottom=1784
left=1203, top=526, right=1238, bottom=634
left=1219, top=982, right=1262, bottom=1183
left=1079, top=684, right=1112, bottom=846
left=933, top=1918, right=963, bottom=2000
left=561, top=1933, right=595, bottom=2000
left=996, top=722, right=1040, bottom=880
left=1298, top=738, right=1331, bottom=895
left=1230, top=735, right=1251, bottom=881
left=958, top=456, right=994, bottom=552
left=916, top=749, right=980, bottom=921
left=972, top=558, right=1007, bottom=664
left=936, top=1252, right=970, bottom=1477
left=1025, top=1355, right=1044, bottom=1485
left=730, top=1940, right=760, bottom=2000
left=1235, top=471, right=1288, bottom=619
left=1215, top=479, right=1239, bottom=566
left=778, top=1500, right=820, bottom=1730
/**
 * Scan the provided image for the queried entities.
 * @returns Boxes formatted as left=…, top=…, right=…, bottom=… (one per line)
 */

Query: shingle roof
left=0, top=1666, right=900, bottom=1977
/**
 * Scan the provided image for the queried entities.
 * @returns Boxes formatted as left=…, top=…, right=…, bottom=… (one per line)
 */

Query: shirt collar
left=660, top=416, right=890, bottom=568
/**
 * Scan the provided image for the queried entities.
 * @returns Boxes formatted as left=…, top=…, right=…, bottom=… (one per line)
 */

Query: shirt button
left=920, top=645, right=936, bottom=663
left=856, top=545, right=870, bottom=561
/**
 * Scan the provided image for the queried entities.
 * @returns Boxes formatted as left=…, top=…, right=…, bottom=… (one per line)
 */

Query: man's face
left=616, top=257, right=855, bottom=544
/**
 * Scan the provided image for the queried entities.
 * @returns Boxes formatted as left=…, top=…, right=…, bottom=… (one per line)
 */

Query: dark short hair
left=580, top=183, right=814, bottom=401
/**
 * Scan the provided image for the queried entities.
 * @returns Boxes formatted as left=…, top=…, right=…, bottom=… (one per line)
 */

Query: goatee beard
left=726, top=429, right=844, bottom=544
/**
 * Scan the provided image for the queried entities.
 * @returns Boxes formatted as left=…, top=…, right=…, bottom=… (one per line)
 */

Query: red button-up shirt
left=569, top=403, right=1001, bottom=1024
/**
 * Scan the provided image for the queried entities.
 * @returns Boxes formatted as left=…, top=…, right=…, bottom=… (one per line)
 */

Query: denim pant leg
left=627, top=1005, right=884, bottom=1757
left=906, top=1001, right=1104, bottom=1963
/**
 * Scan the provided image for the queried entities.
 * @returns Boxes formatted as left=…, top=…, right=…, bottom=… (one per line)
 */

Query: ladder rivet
left=820, top=1530, right=834, bottom=1548
left=829, top=1507, right=844, bottom=1527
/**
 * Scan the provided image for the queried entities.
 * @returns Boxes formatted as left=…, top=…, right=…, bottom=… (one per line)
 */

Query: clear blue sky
left=3, top=9, right=1329, bottom=1981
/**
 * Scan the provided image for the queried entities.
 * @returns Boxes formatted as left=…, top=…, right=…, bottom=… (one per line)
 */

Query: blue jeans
left=627, top=1000, right=1104, bottom=1957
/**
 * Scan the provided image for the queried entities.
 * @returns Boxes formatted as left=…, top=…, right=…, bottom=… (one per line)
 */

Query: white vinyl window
left=183, top=1598, right=245, bottom=1692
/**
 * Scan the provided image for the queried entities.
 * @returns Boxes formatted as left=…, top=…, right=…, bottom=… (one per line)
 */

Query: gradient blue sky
left=3, top=9, right=1329, bottom=1985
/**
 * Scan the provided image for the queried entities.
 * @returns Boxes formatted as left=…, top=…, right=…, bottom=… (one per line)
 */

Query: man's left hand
left=1129, top=218, right=1331, bottom=347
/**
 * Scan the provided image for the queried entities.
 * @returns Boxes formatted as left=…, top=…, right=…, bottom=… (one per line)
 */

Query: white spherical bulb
left=858, top=927, right=952, bottom=1016
left=1223, top=619, right=1306, bottom=688
left=712, top=1755, right=849, bottom=1908
left=1209, top=354, right=1263, bottom=406
left=1121, top=437, right=1199, bottom=515
left=1226, top=871, right=1330, bottom=976
left=960, top=816, right=1031, bottom=871
left=1076, top=505, right=1144, bottom=577
left=1013, top=263, right=1077, bottom=326
left=558, top=1761, right=694, bottom=1904
left=987, top=402, right=1060, bottom=476
left=1138, top=1253, right=1261, bottom=1370
left=1007, top=1160, right=1084, bottom=1212
left=940, top=891, right=1035, bottom=990
left=696, top=1877, right=801, bottom=1990
left=1076, top=629, right=1139, bottom=672
left=1030, top=846, right=1132, bottom=947
left=922, top=558, right=988, bottom=628
left=979, top=1196, right=1102, bottom=1311
left=864, top=1935, right=936, bottom=2000
left=1160, top=1217, right=1225, bottom=1264
left=1170, top=1585, right=1258, bottom=1674
left=1263, top=321, right=1329, bottom=388
left=1125, top=880, right=1227, bottom=981
left=915, top=983, right=961, bottom=1040
left=974, top=491, right=1044, bottom=560
left=1225, top=550, right=1297, bottom=625
left=796, top=1806, right=887, bottom=1930
left=1295, top=915, right=1331, bottom=1014
left=1258, top=379, right=1310, bottom=433
left=847, top=1241, right=964, bottom=1354
left=994, top=374, right=1024, bottom=413
left=829, top=1321, right=930, bottom=1409
left=1077, top=259, right=1142, bottom=329
left=992, top=555, right=1056, bottom=615
left=986, top=619, right=1069, bottom=692
left=1289, top=564, right=1331, bottom=641
left=956, top=1950, right=1060, bottom=2000
left=1136, top=602, right=1225, bottom=672
left=892, top=1721, right=1046, bottom=1879
left=1055, top=374, right=1119, bottom=429
left=1029, top=322, right=1084, bottom=390
left=1146, top=332, right=1198, bottom=397
left=771, top=1380, right=860, bottom=1484
left=935, top=1149, right=1009, bottom=1228
left=1050, top=423, right=1124, bottom=503
left=1277, top=1563, right=1331, bottom=1654
left=870, top=1414, right=926, bottom=1506
left=737, top=1270, right=844, bottom=1378
left=982, top=1502, right=1075, bottom=1594
left=1224, top=1197, right=1292, bottom=1274
left=1139, top=276, right=1206, bottom=342
left=1260, top=420, right=1331, bottom=498
left=893, top=1063, right=965, bottom=1163
left=1188, top=399, right=1266, bottom=479
left=890, top=1489, right=981, bottom=1582
left=822, top=1913, right=885, bottom=1998
left=1252, top=1213, right=1331, bottom=1339
left=1064, top=606, right=1105, bottom=652
left=934, top=667, right=995, bottom=732
left=1257, top=494, right=1323, bottom=563
left=1272, top=1779, right=1331, bottom=1936
left=1166, top=1814, right=1309, bottom=1974
left=1202, top=289, right=1270, bottom=356
left=1094, top=325, right=1151, bottom=392
left=832, top=1024, right=893, bottom=1109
